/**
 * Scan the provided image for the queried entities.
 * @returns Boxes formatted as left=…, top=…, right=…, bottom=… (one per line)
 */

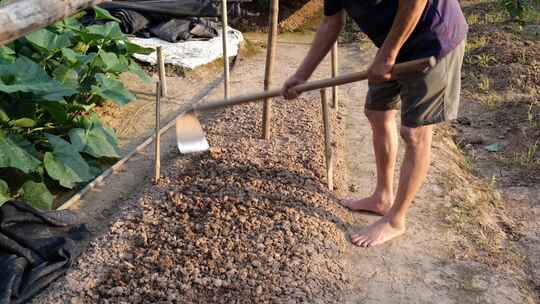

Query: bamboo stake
left=221, top=0, right=230, bottom=99
left=0, top=0, right=105, bottom=46
left=320, top=89, right=333, bottom=191
left=262, top=0, right=279, bottom=139
left=154, top=82, right=161, bottom=183
left=331, top=42, right=339, bottom=110
left=156, top=46, right=167, bottom=97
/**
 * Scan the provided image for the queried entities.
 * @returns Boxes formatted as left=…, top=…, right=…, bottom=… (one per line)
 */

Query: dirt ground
left=34, top=0, right=540, bottom=302
left=36, top=43, right=538, bottom=304
left=450, top=0, right=540, bottom=298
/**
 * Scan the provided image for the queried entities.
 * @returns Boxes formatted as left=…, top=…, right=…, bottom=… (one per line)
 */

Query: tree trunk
left=0, top=0, right=105, bottom=46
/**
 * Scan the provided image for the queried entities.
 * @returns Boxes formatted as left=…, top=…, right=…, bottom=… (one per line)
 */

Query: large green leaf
left=0, top=57, right=77, bottom=101
left=22, top=180, right=53, bottom=210
left=91, top=73, right=135, bottom=105
left=0, top=46, right=15, bottom=63
left=53, top=64, right=79, bottom=90
left=99, top=51, right=129, bottom=73
left=44, top=134, right=94, bottom=189
left=53, top=13, right=84, bottom=32
left=70, top=114, right=119, bottom=158
left=81, top=22, right=124, bottom=43
left=0, top=179, right=11, bottom=207
left=69, top=125, right=120, bottom=158
left=128, top=60, right=152, bottom=84
left=26, top=29, right=72, bottom=50
left=41, top=100, right=70, bottom=124
left=61, top=48, right=95, bottom=64
left=0, top=108, right=9, bottom=122
left=0, top=130, right=41, bottom=173
left=10, top=118, right=36, bottom=128
left=124, top=41, right=154, bottom=56
left=93, top=6, right=121, bottom=23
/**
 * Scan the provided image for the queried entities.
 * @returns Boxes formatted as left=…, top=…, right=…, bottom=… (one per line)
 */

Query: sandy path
left=338, top=45, right=536, bottom=303
left=33, top=39, right=538, bottom=303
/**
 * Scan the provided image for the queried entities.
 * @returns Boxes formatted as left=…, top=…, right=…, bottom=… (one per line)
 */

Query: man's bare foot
left=351, top=216, right=405, bottom=247
left=340, top=194, right=392, bottom=215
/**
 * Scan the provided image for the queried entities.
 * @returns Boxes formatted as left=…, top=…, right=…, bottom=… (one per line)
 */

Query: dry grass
left=434, top=127, right=526, bottom=270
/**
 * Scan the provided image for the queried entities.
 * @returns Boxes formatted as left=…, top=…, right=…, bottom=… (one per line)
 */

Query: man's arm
left=282, top=12, right=345, bottom=99
left=368, top=0, right=428, bottom=84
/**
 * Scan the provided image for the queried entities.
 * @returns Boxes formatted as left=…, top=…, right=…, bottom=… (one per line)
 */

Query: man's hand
left=368, top=57, right=394, bottom=84
left=282, top=74, right=307, bottom=99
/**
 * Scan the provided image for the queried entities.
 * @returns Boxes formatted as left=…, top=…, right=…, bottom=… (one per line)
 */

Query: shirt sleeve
left=324, top=0, right=343, bottom=16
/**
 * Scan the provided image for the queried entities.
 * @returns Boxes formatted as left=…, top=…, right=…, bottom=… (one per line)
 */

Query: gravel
left=35, top=92, right=353, bottom=304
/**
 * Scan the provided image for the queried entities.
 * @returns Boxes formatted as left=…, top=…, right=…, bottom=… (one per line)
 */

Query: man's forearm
left=295, top=13, right=344, bottom=80
left=378, top=0, right=428, bottom=62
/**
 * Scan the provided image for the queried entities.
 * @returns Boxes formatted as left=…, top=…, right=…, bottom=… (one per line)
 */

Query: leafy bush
left=499, top=0, right=539, bottom=21
left=0, top=8, right=153, bottom=209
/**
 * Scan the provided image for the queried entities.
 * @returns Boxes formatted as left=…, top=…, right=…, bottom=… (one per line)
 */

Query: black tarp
left=100, top=0, right=220, bottom=19
left=89, top=0, right=253, bottom=42
left=0, top=201, right=90, bottom=304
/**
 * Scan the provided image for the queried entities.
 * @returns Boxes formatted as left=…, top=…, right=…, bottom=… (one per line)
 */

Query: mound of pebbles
left=38, top=93, right=352, bottom=304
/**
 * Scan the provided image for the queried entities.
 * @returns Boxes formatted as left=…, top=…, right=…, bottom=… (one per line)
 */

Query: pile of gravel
left=36, top=93, right=353, bottom=304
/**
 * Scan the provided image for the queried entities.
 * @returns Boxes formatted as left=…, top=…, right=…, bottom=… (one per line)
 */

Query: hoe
left=176, top=57, right=436, bottom=154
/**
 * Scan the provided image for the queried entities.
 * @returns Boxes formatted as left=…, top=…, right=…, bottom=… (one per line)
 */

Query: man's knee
left=400, top=125, right=432, bottom=147
left=364, top=108, right=396, bottom=127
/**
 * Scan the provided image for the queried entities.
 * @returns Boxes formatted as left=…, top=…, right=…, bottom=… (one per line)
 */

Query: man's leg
left=341, top=109, right=399, bottom=215
left=351, top=124, right=433, bottom=247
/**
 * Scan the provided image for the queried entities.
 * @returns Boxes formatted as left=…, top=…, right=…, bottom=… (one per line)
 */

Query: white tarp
left=129, top=27, right=244, bottom=70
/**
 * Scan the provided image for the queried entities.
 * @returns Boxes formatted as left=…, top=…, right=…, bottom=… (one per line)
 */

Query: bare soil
left=451, top=0, right=540, bottom=297
left=236, top=0, right=323, bottom=33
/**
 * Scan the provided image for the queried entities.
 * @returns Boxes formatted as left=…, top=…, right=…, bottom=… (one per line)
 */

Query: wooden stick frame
left=157, top=46, right=167, bottom=97
left=154, top=82, right=162, bottom=183
left=221, top=0, right=230, bottom=99
left=331, top=42, right=339, bottom=110
left=262, top=0, right=279, bottom=139
left=0, top=0, right=106, bottom=46
left=320, top=89, right=334, bottom=191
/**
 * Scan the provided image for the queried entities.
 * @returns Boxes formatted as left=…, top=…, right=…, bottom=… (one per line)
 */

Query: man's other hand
left=282, top=75, right=307, bottom=99
left=368, top=58, right=394, bottom=84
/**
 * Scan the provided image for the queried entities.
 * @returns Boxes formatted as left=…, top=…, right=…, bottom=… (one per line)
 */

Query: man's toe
left=360, top=238, right=373, bottom=247
left=352, top=235, right=365, bottom=246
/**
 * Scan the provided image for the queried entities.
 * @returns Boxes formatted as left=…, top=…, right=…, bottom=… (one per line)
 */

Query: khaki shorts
left=365, top=40, right=466, bottom=127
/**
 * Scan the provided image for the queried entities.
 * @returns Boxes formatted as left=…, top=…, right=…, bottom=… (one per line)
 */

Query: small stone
left=214, top=279, right=223, bottom=287
left=70, top=296, right=83, bottom=304
left=467, top=134, right=486, bottom=145
left=470, top=275, right=490, bottom=290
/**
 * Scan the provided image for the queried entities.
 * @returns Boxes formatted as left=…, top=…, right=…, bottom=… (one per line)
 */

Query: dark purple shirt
left=324, top=0, right=468, bottom=62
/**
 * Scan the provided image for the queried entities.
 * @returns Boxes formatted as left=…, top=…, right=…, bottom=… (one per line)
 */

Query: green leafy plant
left=499, top=0, right=539, bottom=21
left=0, top=7, right=153, bottom=209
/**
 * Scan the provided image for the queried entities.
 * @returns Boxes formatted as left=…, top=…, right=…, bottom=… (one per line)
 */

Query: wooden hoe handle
left=194, top=57, right=436, bottom=112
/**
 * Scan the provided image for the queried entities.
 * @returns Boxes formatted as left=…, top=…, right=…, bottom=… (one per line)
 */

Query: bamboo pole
left=0, top=0, right=105, bottom=46
left=154, top=82, right=161, bottom=183
left=262, top=0, right=279, bottom=139
left=331, top=42, right=339, bottom=110
left=320, top=89, right=333, bottom=191
left=221, top=0, right=230, bottom=99
left=156, top=46, right=167, bottom=97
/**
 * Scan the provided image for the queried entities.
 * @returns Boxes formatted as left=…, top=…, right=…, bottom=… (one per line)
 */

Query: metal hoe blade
left=176, top=111, right=209, bottom=154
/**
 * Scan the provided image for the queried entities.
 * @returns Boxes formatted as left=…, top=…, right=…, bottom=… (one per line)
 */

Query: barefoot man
left=282, top=0, right=468, bottom=247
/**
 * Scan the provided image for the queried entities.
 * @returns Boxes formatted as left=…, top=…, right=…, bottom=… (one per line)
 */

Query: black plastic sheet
left=100, top=0, right=220, bottom=19
left=0, top=201, right=89, bottom=304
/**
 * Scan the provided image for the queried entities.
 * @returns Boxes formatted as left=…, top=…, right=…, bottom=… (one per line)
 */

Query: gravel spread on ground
left=35, top=91, right=354, bottom=304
